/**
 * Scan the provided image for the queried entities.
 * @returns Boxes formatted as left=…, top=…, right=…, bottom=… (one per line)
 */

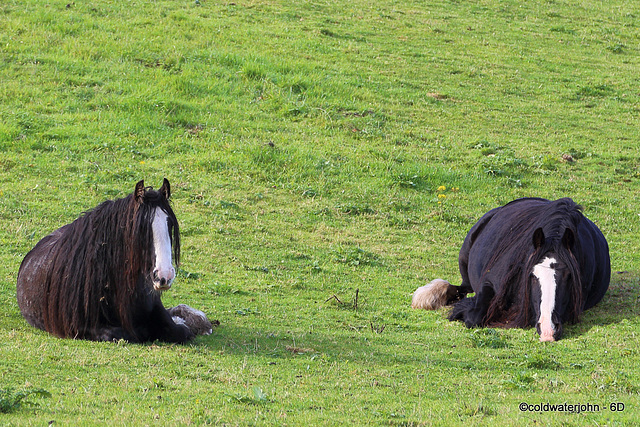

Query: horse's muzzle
left=153, top=268, right=175, bottom=291
left=537, top=320, right=563, bottom=342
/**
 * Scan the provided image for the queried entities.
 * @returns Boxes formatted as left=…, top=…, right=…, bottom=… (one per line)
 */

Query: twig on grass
left=325, top=289, right=360, bottom=311
left=325, top=294, right=343, bottom=304
left=370, top=321, right=386, bottom=334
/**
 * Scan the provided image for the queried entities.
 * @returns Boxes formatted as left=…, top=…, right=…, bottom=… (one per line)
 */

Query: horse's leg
left=83, top=326, right=138, bottom=343
left=146, top=303, right=195, bottom=344
left=448, top=284, right=495, bottom=328
left=457, top=256, right=475, bottom=298
left=457, top=240, right=475, bottom=298
left=445, top=282, right=467, bottom=304
left=464, top=284, right=495, bottom=327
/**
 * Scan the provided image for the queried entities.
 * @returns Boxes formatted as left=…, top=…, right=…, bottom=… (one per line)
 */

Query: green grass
left=1, top=0, right=640, bottom=425
left=0, top=388, right=51, bottom=414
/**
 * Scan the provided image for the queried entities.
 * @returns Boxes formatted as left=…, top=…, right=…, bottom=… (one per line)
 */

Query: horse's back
left=16, top=226, right=67, bottom=330
left=577, top=216, right=610, bottom=310
left=460, top=197, right=610, bottom=305
left=458, top=203, right=510, bottom=290
left=459, top=198, right=547, bottom=291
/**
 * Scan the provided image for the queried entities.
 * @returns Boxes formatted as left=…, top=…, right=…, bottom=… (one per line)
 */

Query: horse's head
left=529, top=227, right=581, bottom=342
left=135, top=179, right=180, bottom=292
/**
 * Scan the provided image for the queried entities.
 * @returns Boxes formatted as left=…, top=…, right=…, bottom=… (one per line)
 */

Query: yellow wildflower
left=437, top=185, right=446, bottom=192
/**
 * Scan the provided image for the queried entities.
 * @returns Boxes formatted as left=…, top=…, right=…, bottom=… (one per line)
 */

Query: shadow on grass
left=197, top=321, right=387, bottom=362
left=564, top=270, right=640, bottom=339
left=194, top=271, right=640, bottom=362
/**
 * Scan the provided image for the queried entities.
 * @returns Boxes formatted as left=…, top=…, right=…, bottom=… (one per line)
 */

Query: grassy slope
left=1, top=0, right=639, bottom=425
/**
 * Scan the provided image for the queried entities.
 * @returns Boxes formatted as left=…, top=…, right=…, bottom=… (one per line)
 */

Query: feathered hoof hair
left=411, top=279, right=453, bottom=310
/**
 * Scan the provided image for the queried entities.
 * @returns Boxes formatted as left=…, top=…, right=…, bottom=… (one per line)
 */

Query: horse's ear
left=562, top=228, right=575, bottom=250
left=532, top=228, right=545, bottom=249
left=160, top=178, right=171, bottom=200
left=134, top=180, right=145, bottom=202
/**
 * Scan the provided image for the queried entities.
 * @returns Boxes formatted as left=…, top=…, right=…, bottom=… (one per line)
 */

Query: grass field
left=1, top=0, right=639, bottom=425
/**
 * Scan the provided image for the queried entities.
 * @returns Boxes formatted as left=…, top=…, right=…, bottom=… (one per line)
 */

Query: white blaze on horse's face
left=533, top=256, right=557, bottom=342
left=152, top=208, right=175, bottom=291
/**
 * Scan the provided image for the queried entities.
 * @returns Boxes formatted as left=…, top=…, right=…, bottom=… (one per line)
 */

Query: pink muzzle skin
left=538, top=317, right=561, bottom=342
left=153, top=267, right=175, bottom=291
left=539, top=326, right=555, bottom=342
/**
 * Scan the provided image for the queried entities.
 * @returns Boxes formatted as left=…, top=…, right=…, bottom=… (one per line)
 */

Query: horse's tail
left=411, top=279, right=460, bottom=310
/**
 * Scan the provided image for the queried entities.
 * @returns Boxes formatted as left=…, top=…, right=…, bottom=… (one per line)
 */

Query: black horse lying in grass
left=16, top=179, right=213, bottom=343
left=412, top=198, right=610, bottom=342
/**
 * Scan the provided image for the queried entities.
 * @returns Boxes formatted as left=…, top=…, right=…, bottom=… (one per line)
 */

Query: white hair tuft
left=411, top=279, right=452, bottom=310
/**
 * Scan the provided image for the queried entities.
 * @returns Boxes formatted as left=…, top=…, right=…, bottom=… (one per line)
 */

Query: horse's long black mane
left=40, top=185, right=180, bottom=340
left=482, top=198, right=584, bottom=328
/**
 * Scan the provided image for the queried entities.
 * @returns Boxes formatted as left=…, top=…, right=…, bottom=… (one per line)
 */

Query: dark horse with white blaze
left=17, top=179, right=211, bottom=343
left=412, top=198, right=610, bottom=342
